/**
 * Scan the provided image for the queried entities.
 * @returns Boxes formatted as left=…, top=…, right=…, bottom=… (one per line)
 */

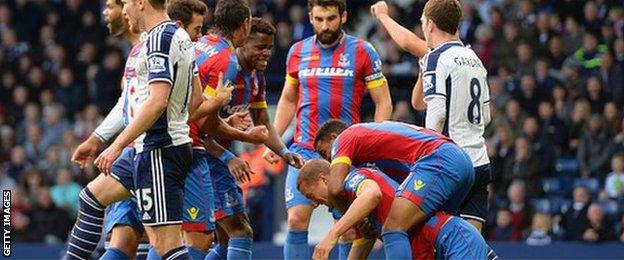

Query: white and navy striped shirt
left=131, top=21, right=194, bottom=153
left=421, top=41, right=490, bottom=167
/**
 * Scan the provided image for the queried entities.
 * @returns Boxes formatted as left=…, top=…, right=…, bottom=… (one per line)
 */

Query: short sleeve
left=249, top=72, right=268, bottom=109
left=285, top=43, right=301, bottom=85
left=201, top=52, right=239, bottom=98
left=146, top=28, right=177, bottom=85
left=421, top=52, right=450, bottom=102
left=359, top=42, right=387, bottom=89
left=343, top=170, right=367, bottom=194
left=330, top=129, right=357, bottom=167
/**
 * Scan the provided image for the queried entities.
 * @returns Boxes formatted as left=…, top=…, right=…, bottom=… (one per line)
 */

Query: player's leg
left=206, top=155, right=253, bottom=259
left=284, top=144, right=322, bottom=260
left=137, top=145, right=193, bottom=258
left=182, top=150, right=216, bottom=259
left=459, top=164, right=492, bottom=232
left=101, top=199, right=145, bottom=259
left=205, top=224, right=228, bottom=260
left=64, top=148, right=135, bottom=259
left=435, top=217, right=496, bottom=260
left=381, top=196, right=428, bottom=260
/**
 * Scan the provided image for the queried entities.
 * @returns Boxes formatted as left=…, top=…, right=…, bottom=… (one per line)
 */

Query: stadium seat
left=573, top=178, right=600, bottom=194
left=542, top=178, right=562, bottom=196
left=598, top=200, right=621, bottom=221
left=554, top=156, right=579, bottom=175
left=531, top=198, right=552, bottom=214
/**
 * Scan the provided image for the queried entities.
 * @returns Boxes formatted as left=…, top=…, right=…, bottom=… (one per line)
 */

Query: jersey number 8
left=467, top=78, right=482, bottom=124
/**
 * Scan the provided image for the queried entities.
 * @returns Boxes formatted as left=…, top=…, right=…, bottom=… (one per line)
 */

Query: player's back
left=423, top=42, right=490, bottom=167
left=133, top=22, right=194, bottom=152
left=286, top=34, right=386, bottom=149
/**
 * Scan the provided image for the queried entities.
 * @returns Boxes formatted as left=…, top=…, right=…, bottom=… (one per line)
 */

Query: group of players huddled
left=62, top=0, right=499, bottom=259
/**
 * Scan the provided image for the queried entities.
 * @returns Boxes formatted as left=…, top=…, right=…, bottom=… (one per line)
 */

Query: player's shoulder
left=344, top=168, right=368, bottom=190
left=288, top=36, right=315, bottom=54
left=345, top=35, right=377, bottom=52
left=423, top=41, right=466, bottom=71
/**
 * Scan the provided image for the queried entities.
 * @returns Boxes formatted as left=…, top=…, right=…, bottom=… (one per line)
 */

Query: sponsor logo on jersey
left=299, top=67, right=354, bottom=78
left=414, top=180, right=426, bottom=191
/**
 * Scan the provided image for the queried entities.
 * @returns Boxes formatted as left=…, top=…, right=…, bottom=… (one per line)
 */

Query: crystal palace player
left=265, top=1, right=393, bottom=258
left=314, top=120, right=475, bottom=259
left=297, top=160, right=496, bottom=260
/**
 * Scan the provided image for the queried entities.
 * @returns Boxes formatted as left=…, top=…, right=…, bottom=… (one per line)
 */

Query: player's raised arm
left=371, top=1, right=428, bottom=58
left=314, top=179, right=382, bottom=259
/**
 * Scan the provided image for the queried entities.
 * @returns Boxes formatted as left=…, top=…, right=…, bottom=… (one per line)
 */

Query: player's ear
left=174, top=20, right=183, bottom=29
left=340, top=10, right=347, bottom=25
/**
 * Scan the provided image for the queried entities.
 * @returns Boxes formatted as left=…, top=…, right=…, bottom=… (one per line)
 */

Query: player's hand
left=313, top=233, right=338, bottom=260
left=283, top=152, right=305, bottom=168
left=214, top=72, right=235, bottom=107
left=72, top=136, right=101, bottom=169
left=246, top=126, right=269, bottom=144
left=226, top=111, right=252, bottom=130
left=94, top=144, right=122, bottom=175
left=370, top=1, right=389, bottom=19
left=263, top=147, right=280, bottom=164
left=227, top=156, right=254, bottom=183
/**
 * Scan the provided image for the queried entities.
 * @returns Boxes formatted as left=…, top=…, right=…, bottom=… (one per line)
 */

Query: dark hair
left=249, top=17, right=276, bottom=38
left=308, top=0, right=346, bottom=14
left=116, top=0, right=122, bottom=5
left=423, top=0, right=462, bottom=35
left=214, top=0, right=250, bottom=36
left=148, top=0, right=166, bottom=11
left=313, top=119, right=348, bottom=149
left=167, top=0, right=207, bottom=27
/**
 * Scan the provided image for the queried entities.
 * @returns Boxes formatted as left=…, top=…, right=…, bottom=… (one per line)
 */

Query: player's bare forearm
left=377, top=14, right=428, bottom=58
left=328, top=163, right=351, bottom=214
left=251, top=108, right=286, bottom=153
left=411, top=76, right=427, bottom=110
left=369, top=83, right=393, bottom=122
left=273, top=82, right=299, bottom=136
left=190, top=97, right=222, bottom=122
left=202, top=112, right=265, bottom=144
left=348, top=238, right=375, bottom=260
left=111, top=82, right=170, bottom=149
left=329, top=181, right=381, bottom=239
left=203, top=137, right=229, bottom=158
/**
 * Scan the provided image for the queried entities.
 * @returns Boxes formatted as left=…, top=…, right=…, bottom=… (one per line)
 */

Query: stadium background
left=1, top=0, right=624, bottom=258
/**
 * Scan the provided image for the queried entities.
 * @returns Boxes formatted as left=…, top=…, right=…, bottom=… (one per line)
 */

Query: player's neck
left=124, top=31, right=139, bottom=45
left=236, top=49, right=253, bottom=73
left=143, top=10, right=170, bottom=33
left=429, top=34, right=460, bottom=50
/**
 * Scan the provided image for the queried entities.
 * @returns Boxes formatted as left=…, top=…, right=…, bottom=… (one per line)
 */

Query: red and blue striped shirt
left=286, top=34, right=386, bottom=149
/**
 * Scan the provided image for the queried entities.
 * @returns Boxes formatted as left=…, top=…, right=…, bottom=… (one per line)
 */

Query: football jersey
left=341, top=167, right=453, bottom=259
left=331, top=121, right=452, bottom=182
left=286, top=34, right=386, bottom=149
left=421, top=41, right=490, bottom=167
left=131, top=21, right=194, bottom=153
left=122, top=33, right=147, bottom=128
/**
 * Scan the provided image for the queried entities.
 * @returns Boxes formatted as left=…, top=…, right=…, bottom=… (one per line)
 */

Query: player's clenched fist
left=370, top=1, right=389, bottom=19
left=246, top=125, right=269, bottom=144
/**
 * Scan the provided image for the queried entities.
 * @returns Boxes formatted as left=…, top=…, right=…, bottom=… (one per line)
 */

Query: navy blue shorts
left=206, top=154, right=245, bottom=220
left=182, top=149, right=216, bottom=231
left=133, top=144, right=192, bottom=226
left=110, top=147, right=136, bottom=192
left=459, top=164, right=491, bottom=223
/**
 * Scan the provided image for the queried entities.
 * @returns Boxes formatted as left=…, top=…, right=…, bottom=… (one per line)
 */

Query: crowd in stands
left=0, top=0, right=623, bottom=245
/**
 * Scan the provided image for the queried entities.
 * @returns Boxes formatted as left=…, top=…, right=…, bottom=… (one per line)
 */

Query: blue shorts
left=182, top=149, right=216, bottom=231
left=285, top=143, right=323, bottom=209
left=133, top=144, right=192, bottom=226
left=206, top=154, right=245, bottom=220
left=397, top=143, right=475, bottom=215
left=436, top=217, right=494, bottom=259
left=104, top=198, right=143, bottom=234
left=110, top=147, right=136, bottom=192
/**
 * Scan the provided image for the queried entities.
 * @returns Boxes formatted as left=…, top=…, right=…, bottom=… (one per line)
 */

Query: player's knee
left=184, top=231, right=214, bottom=251
left=286, top=207, right=312, bottom=231
left=110, top=226, right=141, bottom=257
left=229, top=220, right=253, bottom=238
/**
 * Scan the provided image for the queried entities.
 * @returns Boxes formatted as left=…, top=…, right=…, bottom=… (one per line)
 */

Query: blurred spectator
left=489, top=208, right=517, bottom=241
left=15, top=103, right=42, bottom=145
left=603, top=102, right=622, bottom=134
left=577, top=115, right=613, bottom=179
left=534, top=59, right=558, bottom=98
left=526, top=213, right=553, bottom=246
left=560, top=186, right=591, bottom=241
left=574, top=32, right=608, bottom=75
left=4, top=146, right=30, bottom=181
left=20, top=169, right=47, bottom=202
left=599, top=54, right=624, bottom=107
left=585, top=76, right=607, bottom=114
left=50, top=168, right=82, bottom=218
left=54, top=68, right=85, bottom=116
left=503, top=137, right=541, bottom=193
left=41, top=105, right=71, bottom=151
left=514, top=74, right=541, bottom=116
left=92, top=50, right=123, bottom=113
left=604, top=153, right=624, bottom=199
left=26, top=186, right=72, bottom=243
left=547, top=36, right=568, bottom=71
left=288, top=4, right=312, bottom=42
left=538, top=101, right=568, bottom=157
left=514, top=42, right=536, bottom=77
left=568, top=99, right=592, bottom=153
left=23, top=124, right=44, bottom=164
left=583, top=203, right=616, bottom=242
left=474, top=24, right=494, bottom=69
left=506, top=180, right=535, bottom=239
left=563, top=17, right=583, bottom=55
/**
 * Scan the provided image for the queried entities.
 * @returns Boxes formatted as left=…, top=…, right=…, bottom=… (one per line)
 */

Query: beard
left=108, top=16, right=127, bottom=37
left=316, top=27, right=342, bottom=45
